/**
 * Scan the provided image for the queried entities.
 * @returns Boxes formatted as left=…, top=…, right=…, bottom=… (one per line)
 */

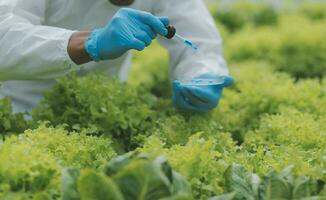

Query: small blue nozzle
left=165, top=25, right=199, bottom=51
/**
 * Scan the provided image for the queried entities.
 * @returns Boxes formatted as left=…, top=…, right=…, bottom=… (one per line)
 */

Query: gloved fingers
left=172, top=80, right=182, bottom=99
left=177, top=96, right=212, bottom=112
left=184, top=86, right=211, bottom=103
left=130, top=38, right=146, bottom=51
left=134, top=31, right=152, bottom=47
left=140, top=24, right=156, bottom=39
left=158, top=16, right=170, bottom=26
left=188, top=86, right=222, bottom=104
left=173, top=81, right=197, bottom=109
left=173, top=82, right=212, bottom=112
left=180, top=88, right=211, bottom=108
left=173, top=91, right=206, bottom=112
left=221, top=76, right=234, bottom=87
left=137, top=12, right=168, bottom=36
left=181, top=87, right=216, bottom=109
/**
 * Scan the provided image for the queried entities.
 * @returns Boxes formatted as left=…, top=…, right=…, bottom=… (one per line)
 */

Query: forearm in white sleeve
left=153, top=0, right=229, bottom=81
left=0, top=1, right=77, bottom=81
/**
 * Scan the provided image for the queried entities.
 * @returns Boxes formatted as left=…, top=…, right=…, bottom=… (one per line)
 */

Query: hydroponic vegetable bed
left=0, top=1, right=326, bottom=200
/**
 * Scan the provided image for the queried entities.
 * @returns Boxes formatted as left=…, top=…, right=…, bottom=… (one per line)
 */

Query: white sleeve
left=0, top=0, right=77, bottom=81
left=153, top=0, right=229, bottom=81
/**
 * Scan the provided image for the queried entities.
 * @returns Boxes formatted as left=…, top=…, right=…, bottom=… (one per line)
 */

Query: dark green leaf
left=104, top=152, right=137, bottom=176
left=260, top=171, right=292, bottom=200
left=171, top=172, right=192, bottom=196
left=62, top=168, right=80, bottom=200
left=78, top=170, right=124, bottom=200
left=159, top=194, right=194, bottom=200
left=224, top=164, right=260, bottom=200
left=112, top=159, right=172, bottom=200
left=209, top=192, right=237, bottom=200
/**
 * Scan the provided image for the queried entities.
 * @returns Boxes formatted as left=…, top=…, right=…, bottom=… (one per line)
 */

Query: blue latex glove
left=172, top=74, right=234, bottom=112
left=85, top=8, right=170, bottom=61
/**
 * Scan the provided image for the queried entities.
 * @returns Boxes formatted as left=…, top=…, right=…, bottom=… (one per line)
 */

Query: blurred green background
left=129, top=0, right=326, bottom=97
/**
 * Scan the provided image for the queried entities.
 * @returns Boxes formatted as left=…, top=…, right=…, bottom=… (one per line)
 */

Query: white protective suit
left=0, top=0, right=229, bottom=113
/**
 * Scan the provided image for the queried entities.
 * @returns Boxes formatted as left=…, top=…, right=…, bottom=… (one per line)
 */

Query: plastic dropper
left=165, top=25, right=198, bottom=51
left=164, top=26, right=231, bottom=86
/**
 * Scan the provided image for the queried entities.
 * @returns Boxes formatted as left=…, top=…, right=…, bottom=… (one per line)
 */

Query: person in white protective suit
left=0, top=0, right=233, bottom=114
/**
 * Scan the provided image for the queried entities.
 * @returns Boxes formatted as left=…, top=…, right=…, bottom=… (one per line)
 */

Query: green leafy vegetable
left=0, top=126, right=116, bottom=198
left=61, top=153, right=192, bottom=200
left=220, top=164, right=324, bottom=199
left=78, top=170, right=123, bottom=200
left=32, top=73, right=155, bottom=151
left=62, top=168, right=80, bottom=200
left=0, top=97, right=28, bottom=137
left=105, top=153, right=192, bottom=200
left=1, top=2, right=326, bottom=199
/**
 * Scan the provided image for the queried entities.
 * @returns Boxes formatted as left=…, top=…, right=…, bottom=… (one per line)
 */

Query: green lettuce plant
left=61, top=153, right=193, bottom=200
left=212, top=2, right=278, bottom=32
left=0, top=97, right=28, bottom=137
left=0, top=125, right=116, bottom=199
left=212, top=164, right=325, bottom=199
left=225, top=16, right=326, bottom=78
left=32, top=73, right=155, bottom=151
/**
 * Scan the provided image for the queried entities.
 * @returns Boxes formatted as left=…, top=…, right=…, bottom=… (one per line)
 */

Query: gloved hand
left=172, top=74, right=234, bottom=112
left=85, top=8, right=170, bottom=61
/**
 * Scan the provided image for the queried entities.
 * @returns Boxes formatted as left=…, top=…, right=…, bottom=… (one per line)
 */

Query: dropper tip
left=184, top=40, right=198, bottom=51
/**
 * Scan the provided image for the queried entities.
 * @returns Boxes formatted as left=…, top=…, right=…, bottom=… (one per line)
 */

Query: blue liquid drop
left=184, top=40, right=198, bottom=51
